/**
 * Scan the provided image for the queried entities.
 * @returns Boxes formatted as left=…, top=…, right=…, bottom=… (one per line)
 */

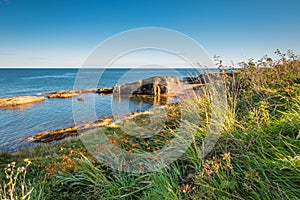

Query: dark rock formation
left=0, top=96, right=45, bottom=107
left=96, top=87, right=113, bottom=94
left=33, top=126, right=80, bottom=142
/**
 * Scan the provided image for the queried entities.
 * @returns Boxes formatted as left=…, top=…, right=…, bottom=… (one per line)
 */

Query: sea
left=0, top=68, right=209, bottom=152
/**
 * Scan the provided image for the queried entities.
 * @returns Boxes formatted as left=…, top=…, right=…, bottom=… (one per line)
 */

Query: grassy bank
left=1, top=51, right=300, bottom=199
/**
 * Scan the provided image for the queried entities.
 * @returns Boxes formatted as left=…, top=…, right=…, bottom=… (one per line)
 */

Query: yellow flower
left=221, top=152, right=231, bottom=161
left=24, top=158, right=32, bottom=164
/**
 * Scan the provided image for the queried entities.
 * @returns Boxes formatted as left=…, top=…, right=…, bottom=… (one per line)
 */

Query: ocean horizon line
left=0, top=66, right=221, bottom=69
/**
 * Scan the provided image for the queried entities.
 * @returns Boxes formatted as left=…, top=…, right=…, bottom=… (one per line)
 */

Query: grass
left=0, top=50, right=300, bottom=199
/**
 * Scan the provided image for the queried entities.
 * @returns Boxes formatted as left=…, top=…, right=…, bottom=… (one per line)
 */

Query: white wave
left=64, top=72, right=77, bottom=76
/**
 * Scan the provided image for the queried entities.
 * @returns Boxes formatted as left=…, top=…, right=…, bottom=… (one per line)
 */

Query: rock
left=45, top=88, right=97, bottom=95
left=45, top=87, right=112, bottom=98
left=77, top=97, right=85, bottom=101
left=47, top=93, right=80, bottom=98
left=79, top=88, right=98, bottom=93
left=113, top=76, right=180, bottom=96
left=0, top=96, right=45, bottom=107
left=32, top=116, right=114, bottom=143
left=81, top=116, right=114, bottom=130
left=96, top=87, right=113, bottom=94
left=33, top=126, right=80, bottom=143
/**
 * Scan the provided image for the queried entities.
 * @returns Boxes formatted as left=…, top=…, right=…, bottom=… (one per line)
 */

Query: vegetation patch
left=1, top=50, right=300, bottom=199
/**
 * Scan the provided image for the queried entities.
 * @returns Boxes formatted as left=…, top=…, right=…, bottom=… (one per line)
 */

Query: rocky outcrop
left=45, top=87, right=113, bottom=98
left=113, top=76, right=180, bottom=96
left=47, top=92, right=80, bottom=98
left=96, top=87, right=113, bottom=94
left=0, top=96, right=45, bottom=107
left=80, top=116, right=114, bottom=130
left=33, top=126, right=80, bottom=142
left=31, top=116, right=114, bottom=143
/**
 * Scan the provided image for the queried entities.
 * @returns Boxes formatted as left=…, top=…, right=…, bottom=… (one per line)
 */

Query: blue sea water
left=0, top=68, right=206, bottom=152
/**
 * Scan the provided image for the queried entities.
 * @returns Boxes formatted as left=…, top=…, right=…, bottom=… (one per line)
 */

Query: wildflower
left=17, top=167, right=26, bottom=173
left=226, top=164, right=233, bottom=171
left=202, top=162, right=210, bottom=169
left=131, top=143, right=138, bottom=147
left=222, top=152, right=231, bottom=161
left=24, top=158, right=31, bottom=165
left=122, top=138, right=129, bottom=143
left=181, top=184, right=192, bottom=193
left=205, top=169, right=214, bottom=175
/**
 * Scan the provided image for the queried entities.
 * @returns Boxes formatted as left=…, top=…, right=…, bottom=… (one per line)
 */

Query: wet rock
left=77, top=97, right=85, bottom=101
left=33, top=126, right=80, bottom=142
left=0, top=96, right=45, bottom=107
left=96, top=87, right=113, bottom=94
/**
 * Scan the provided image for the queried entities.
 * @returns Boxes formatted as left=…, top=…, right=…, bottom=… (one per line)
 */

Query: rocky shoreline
left=1, top=72, right=235, bottom=145
left=0, top=76, right=184, bottom=109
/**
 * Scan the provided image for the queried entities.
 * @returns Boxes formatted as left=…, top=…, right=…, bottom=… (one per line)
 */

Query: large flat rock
left=47, top=93, right=80, bottom=98
left=0, top=96, right=45, bottom=107
left=45, top=87, right=113, bottom=98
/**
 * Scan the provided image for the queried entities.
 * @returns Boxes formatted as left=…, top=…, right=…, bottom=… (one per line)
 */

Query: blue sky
left=0, top=0, right=299, bottom=67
